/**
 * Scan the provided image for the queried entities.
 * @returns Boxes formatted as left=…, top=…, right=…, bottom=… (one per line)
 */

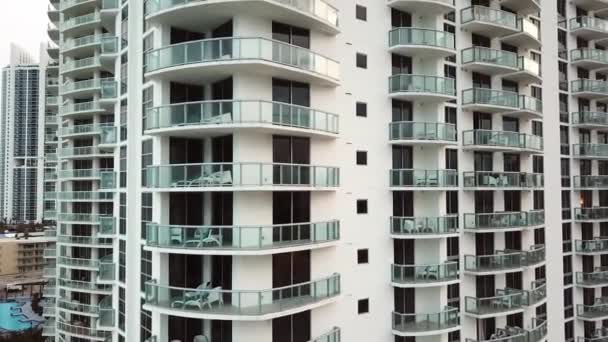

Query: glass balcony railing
left=576, top=239, right=608, bottom=254
left=388, top=28, right=455, bottom=50
left=389, top=121, right=456, bottom=142
left=463, top=171, right=544, bottom=189
left=389, top=74, right=456, bottom=97
left=462, top=88, right=518, bottom=109
left=519, top=95, right=542, bottom=114
left=461, top=6, right=517, bottom=29
left=572, top=112, right=608, bottom=126
left=43, top=248, right=56, bottom=258
left=577, top=270, right=608, bottom=286
left=57, top=235, right=112, bottom=246
left=571, top=79, right=608, bottom=95
left=58, top=213, right=102, bottom=223
left=145, top=37, right=339, bottom=81
left=145, top=100, right=339, bottom=134
left=389, top=169, right=458, bottom=188
left=61, top=123, right=113, bottom=136
left=529, top=319, right=548, bottom=342
left=46, top=96, right=58, bottom=105
left=57, top=321, right=111, bottom=339
left=59, top=279, right=112, bottom=292
left=575, top=207, right=608, bottom=221
left=310, top=328, right=340, bottom=342
left=61, top=0, right=95, bottom=10
left=574, top=175, right=608, bottom=188
left=59, top=101, right=103, bottom=116
left=100, top=172, right=116, bottom=189
left=143, top=0, right=339, bottom=28
left=100, top=126, right=117, bottom=145
left=571, top=49, right=608, bottom=65
left=63, top=34, right=115, bottom=51
left=145, top=163, right=339, bottom=188
left=145, top=274, right=341, bottom=317
left=577, top=301, right=608, bottom=319
left=102, top=0, right=119, bottom=10
left=570, top=16, right=608, bottom=33
left=59, top=146, right=112, bottom=158
left=99, top=255, right=115, bottom=281
left=463, top=130, right=543, bottom=151
left=464, top=210, right=544, bottom=231
left=392, top=307, right=459, bottom=334
left=99, top=296, right=115, bottom=327
left=145, top=221, right=339, bottom=251
left=391, top=262, right=458, bottom=284
left=465, top=292, right=524, bottom=315
left=390, top=216, right=458, bottom=236
left=58, top=168, right=109, bottom=179
left=57, top=300, right=100, bottom=315
left=573, top=144, right=608, bottom=158
left=461, top=46, right=518, bottom=69
left=99, top=217, right=116, bottom=235
left=61, top=13, right=100, bottom=32
left=57, top=256, right=99, bottom=269
left=577, top=337, right=608, bottom=342
left=521, top=281, right=547, bottom=306
left=464, top=252, right=523, bottom=273
left=62, top=56, right=101, bottom=73
left=60, top=78, right=114, bottom=94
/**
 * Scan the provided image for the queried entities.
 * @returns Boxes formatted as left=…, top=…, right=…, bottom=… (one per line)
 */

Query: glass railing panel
left=464, top=212, right=528, bottom=230
left=463, top=130, right=543, bottom=150
left=576, top=271, right=608, bottom=286
left=570, top=16, right=608, bottom=32
left=572, top=112, right=608, bottom=126
left=389, top=74, right=456, bottom=96
left=575, top=207, right=608, bottom=220
left=461, top=46, right=517, bottom=68
left=57, top=321, right=111, bottom=338
left=391, top=262, right=458, bottom=284
left=519, top=95, right=542, bottom=113
left=62, top=13, right=99, bottom=31
left=388, top=28, right=455, bottom=50
left=464, top=292, right=524, bottom=315
left=577, top=301, right=608, bottom=318
left=390, top=216, right=458, bottom=236
left=464, top=253, right=523, bottom=272
left=99, top=216, right=116, bottom=235
left=389, top=121, right=456, bottom=141
left=389, top=169, right=458, bottom=187
left=574, top=175, right=608, bottom=188
left=463, top=171, right=543, bottom=188
left=392, top=307, right=459, bottom=333
left=571, top=49, right=608, bottom=63
left=572, top=79, right=608, bottom=94
left=461, top=6, right=517, bottom=29
left=573, top=144, right=608, bottom=158
left=575, top=239, right=608, bottom=253
left=462, top=88, right=519, bottom=108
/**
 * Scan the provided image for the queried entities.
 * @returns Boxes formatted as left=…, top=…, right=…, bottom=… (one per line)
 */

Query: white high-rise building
left=39, top=0, right=608, bottom=341
left=0, top=44, right=43, bottom=223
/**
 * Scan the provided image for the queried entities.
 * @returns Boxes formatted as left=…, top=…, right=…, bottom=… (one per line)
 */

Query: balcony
left=389, top=169, right=458, bottom=190
left=61, top=0, right=97, bottom=12
left=58, top=168, right=108, bottom=180
left=571, top=49, right=608, bottom=69
left=523, top=281, right=547, bottom=306
left=571, top=79, right=608, bottom=99
left=145, top=221, right=339, bottom=255
left=464, top=246, right=544, bottom=275
left=462, top=88, right=518, bottom=113
left=501, top=18, right=541, bottom=50
left=575, top=207, right=608, bottom=222
left=461, top=6, right=518, bottom=37
left=99, top=217, right=116, bottom=235
left=503, top=57, right=542, bottom=84
left=578, top=300, right=608, bottom=320
left=56, top=321, right=111, bottom=341
left=61, top=57, right=102, bottom=78
left=576, top=239, right=608, bottom=255
left=388, top=75, right=456, bottom=102
left=570, top=17, right=608, bottom=40
left=144, top=37, right=339, bottom=86
left=497, top=0, right=540, bottom=15
left=144, top=0, right=339, bottom=35
left=463, top=210, right=544, bottom=233
left=572, top=112, right=608, bottom=129
left=577, top=270, right=608, bottom=287
left=60, top=78, right=115, bottom=97
left=390, top=216, right=458, bottom=239
left=57, top=213, right=103, bottom=224
left=57, top=235, right=113, bottom=247
left=57, top=191, right=113, bottom=202
left=98, top=296, right=115, bottom=328
left=464, top=292, right=524, bottom=318
left=47, top=24, right=59, bottom=41
left=392, top=307, right=459, bottom=337
left=391, top=262, right=458, bottom=287
left=388, top=28, right=455, bottom=58
left=389, top=122, right=456, bottom=145
left=60, top=123, right=111, bottom=138
left=59, top=146, right=113, bottom=159
left=461, top=47, right=518, bottom=75
left=63, top=34, right=116, bottom=56
left=99, top=255, right=115, bottom=282
left=463, top=171, right=543, bottom=190
left=57, top=256, right=99, bottom=270
left=144, top=162, right=339, bottom=191
left=144, top=274, right=340, bottom=320
left=572, top=0, right=608, bottom=10
left=463, top=130, right=543, bottom=153
left=57, top=299, right=100, bottom=316
left=61, top=12, right=101, bottom=34
left=59, top=279, right=112, bottom=294
left=573, top=144, right=608, bottom=159
left=59, top=101, right=105, bottom=118
left=387, top=0, right=454, bottom=15
left=574, top=175, right=608, bottom=189
left=144, top=100, right=339, bottom=138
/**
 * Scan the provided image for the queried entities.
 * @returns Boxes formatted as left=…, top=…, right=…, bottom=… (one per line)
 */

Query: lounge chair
left=171, top=283, right=210, bottom=308
left=206, top=112, right=232, bottom=124
left=183, top=287, right=223, bottom=310
left=204, top=171, right=232, bottom=186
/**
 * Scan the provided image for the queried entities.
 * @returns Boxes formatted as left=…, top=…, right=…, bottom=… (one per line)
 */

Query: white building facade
left=40, top=0, right=608, bottom=341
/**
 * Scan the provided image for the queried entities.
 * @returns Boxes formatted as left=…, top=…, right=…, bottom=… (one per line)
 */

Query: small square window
left=357, top=249, right=368, bottom=264
left=358, top=298, right=369, bottom=314
left=357, top=199, right=368, bottom=214
left=356, top=151, right=367, bottom=165
left=356, top=53, right=367, bottom=69
left=356, top=102, right=367, bottom=117
left=356, top=5, right=367, bottom=21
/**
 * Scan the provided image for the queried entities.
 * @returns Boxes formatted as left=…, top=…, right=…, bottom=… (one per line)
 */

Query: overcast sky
left=0, top=0, right=49, bottom=66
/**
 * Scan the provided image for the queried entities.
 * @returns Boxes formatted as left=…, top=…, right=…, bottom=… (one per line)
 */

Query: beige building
left=0, top=234, right=53, bottom=275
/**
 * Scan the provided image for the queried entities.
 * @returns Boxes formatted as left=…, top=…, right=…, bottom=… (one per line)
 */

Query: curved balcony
left=389, top=122, right=456, bottom=146
left=58, top=213, right=103, bottom=224
left=572, top=112, right=608, bottom=129
left=56, top=321, right=110, bottom=341
left=144, top=0, right=339, bottom=35
left=57, top=235, right=113, bottom=247
left=389, top=74, right=456, bottom=102
left=144, top=100, right=338, bottom=138
left=47, top=24, right=59, bottom=41
left=501, top=18, right=541, bottom=50
left=578, top=301, right=608, bottom=320
left=571, top=49, right=608, bottom=70
left=61, top=57, right=102, bottom=78
left=464, top=210, right=544, bottom=233
left=577, top=270, right=608, bottom=288
left=570, top=17, right=608, bottom=40
left=57, top=256, right=99, bottom=270
left=60, top=123, right=114, bottom=138
left=574, top=175, right=608, bottom=189
left=63, top=34, right=116, bottom=57
left=390, top=216, right=458, bottom=239
left=387, top=0, right=454, bottom=15
left=573, top=144, right=608, bottom=159
left=389, top=169, right=458, bottom=190
left=59, top=146, right=113, bottom=159
left=461, top=6, right=518, bottom=37
left=391, top=262, right=459, bottom=288
left=576, top=239, right=608, bottom=255
left=503, top=57, right=542, bottom=84
left=463, top=130, right=543, bottom=153
left=58, top=168, right=108, bottom=180
left=59, top=279, right=112, bottom=294
left=464, top=292, right=524, bottom=318
left=572, top=79, right=608, bottom=99
left=463, top=171, right=543, bottom=190
left=98, top=255, right=116, bottom=282
left=60, top=0, right=98, bottom=13
left=575, top=207, right=608, bottom=222
left=462, top=88, right=518, bottom=113
left=144, top=37, right=339, bottom=86
left=465, top=247, right=545, bottom=275
left=60, top=78, right=115, bottom=98
left=61, top=12, right=101, bottom=34
left=388, top=28, right=455, bottom=58
left=144, top=162, right=339, bottom=191
left=144, top=220, right=339, bottom=255
left=144, top=274, right=341, bottom=320
left=392, top=307, right=459, bottom=337
left=523, top=281, right=547, bottom=306
left=60, top=101, right=105, bottom=119
left=57, top=299, right=100, bottom=316
left=461, top=47, right=518, bottom=75
left=57, top=191, right=113, bottom=202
